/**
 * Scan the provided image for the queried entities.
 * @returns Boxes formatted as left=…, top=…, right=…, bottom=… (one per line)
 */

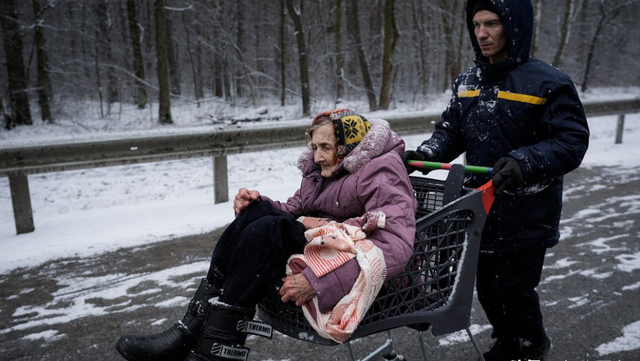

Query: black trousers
left=476, top=247, right=547, bottom=343
left=206, top=200, right=307, bottom=308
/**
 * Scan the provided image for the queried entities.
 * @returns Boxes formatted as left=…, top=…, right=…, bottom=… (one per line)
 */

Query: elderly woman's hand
left=233, top=187, right=260, bottom=216
left=279, top=273, right=315, bottom=306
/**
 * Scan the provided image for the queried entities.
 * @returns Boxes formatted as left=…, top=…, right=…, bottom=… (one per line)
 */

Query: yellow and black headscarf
left=323, top=109, right=371, bottom=163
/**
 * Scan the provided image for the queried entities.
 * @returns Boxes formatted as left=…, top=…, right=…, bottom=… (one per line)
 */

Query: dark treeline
left=1, top=0, right=639, bottom=130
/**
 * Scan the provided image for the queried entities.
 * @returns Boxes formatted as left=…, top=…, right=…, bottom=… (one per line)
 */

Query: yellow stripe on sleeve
left=458, top=89, right=481, bottom=98
left=497, top=91, right=547, bottom=105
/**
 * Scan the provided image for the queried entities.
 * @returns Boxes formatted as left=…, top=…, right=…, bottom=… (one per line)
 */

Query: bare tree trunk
left=195, top=22, right=204, bottom=101
left=182, top=12, right=201, bottom=105
left=155, top=0, right=172, bottom=124
left=144, top=1, right=154, bottom=64
left=224, top=2, right=257, bottom=106
left=211, top=1, right=223, bottom=98
left=94, top=36, right=104, bottom=118
left=223, top=56, right=231, bottom=102
left=581, top=2, right=605, bottom=92
left=430, top=9, right=442, bottom=92
left=379, top=0, right=398, bottom=110
left=334, top=0, right=344, bottom=103
left=0, top=98, right=7, bottom=124
left=575, top=0, right=589, bottom=64
left=66, top=4, right=78, bottom=70
left=280, top=0, right=286, bottom=106
left=286, top=0, right=311, bottom=116
left=531, top=0, right=543, bottom=57
left=126, top=0, right=148, bottom=109
left=441, top=1, right=459, bottom=91
left=96, top=0, right=118, bottom=109
left=213, top=37, right=223, bottom=98
left=235, top=1, right=245, bottom=99
left=552, top=0, right=573, bottom=67
left=220, top=2, right=231, bottom=103
left=196, top=26, right=205, bottom=99
left=32, top=0, right=53, bottom=123
left=368, top=0, right=382, bottom=59
left=166, top=15, right=181, bottom=96
left=0, top=0, right=32, bottom=128
left=455, top=13, right=465, bottom=77
left=411, top=0, right=428, bottom=96
left=347, top=0, right=378, bottom=111
left=80, top=2, right=92, bottom=81
left=254, top=3, right=263, bottom=92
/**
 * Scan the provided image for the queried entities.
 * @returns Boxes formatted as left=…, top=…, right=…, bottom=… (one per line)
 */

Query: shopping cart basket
left=257, top=164, right=495, bottom=361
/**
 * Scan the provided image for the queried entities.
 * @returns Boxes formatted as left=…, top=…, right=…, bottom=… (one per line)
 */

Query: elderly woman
left=116, top=109, right=416, bottom=361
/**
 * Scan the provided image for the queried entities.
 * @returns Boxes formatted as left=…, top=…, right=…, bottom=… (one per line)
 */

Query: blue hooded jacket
left=417, top=0, right=590, bottom=251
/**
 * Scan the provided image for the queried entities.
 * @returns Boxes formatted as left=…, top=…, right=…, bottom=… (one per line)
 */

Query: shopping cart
left=257, top=163, right=495, bottom=361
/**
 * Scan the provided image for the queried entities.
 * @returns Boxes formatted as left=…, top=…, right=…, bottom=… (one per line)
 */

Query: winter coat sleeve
left=263, top=187, right=305, bottom=217
left=509, top=79, right=590, bottom=183
left=353, top=153, right=417, bottom=279
left=418, top=84, right=467, bottom=163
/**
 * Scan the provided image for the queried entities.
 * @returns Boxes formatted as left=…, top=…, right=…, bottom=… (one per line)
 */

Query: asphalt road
left=1, top=165, right=639, bottom=361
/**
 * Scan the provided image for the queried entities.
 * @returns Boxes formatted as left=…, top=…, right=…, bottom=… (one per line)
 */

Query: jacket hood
left=297, top=118, right=401, bottom=175
left=466, top=0, right=534, bottom=67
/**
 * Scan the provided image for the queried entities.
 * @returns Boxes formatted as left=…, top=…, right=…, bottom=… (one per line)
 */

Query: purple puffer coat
left=265, top=118, right=417, bottom=311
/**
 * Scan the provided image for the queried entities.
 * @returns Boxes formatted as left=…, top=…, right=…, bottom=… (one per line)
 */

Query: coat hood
left=297, top=118, right=401, bottom=176
left=466, top=0, right=534, bottom=73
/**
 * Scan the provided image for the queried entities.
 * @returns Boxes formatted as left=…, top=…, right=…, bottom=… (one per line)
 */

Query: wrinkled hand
left=402, top=150, right=431, bottom=175
left=279, top=273, right=315, bottom=306
left=233, top=187, right=261, bottom=216
left=492, top=157, right=524, bottom=195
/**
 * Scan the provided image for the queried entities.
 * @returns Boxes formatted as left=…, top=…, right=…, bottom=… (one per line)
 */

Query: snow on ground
left=1, top=87, right=640, bottom=353
left=596, top=321, right=640, bottom=356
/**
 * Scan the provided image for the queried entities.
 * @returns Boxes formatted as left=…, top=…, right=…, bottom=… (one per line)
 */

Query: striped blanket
left=286, top=213, right=387, bottom=343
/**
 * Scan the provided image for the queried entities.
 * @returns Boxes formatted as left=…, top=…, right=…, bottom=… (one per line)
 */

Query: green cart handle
left=408, top=160, right=496, bottom=214
left=407, top=160, right=493, bottom=174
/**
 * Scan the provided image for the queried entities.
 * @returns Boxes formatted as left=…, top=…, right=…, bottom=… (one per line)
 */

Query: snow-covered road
left=1, top=164, right=639, bottom=361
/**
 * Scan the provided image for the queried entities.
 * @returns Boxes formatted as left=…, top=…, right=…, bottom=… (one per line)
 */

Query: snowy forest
left=1, top=0, right=640, bottom=131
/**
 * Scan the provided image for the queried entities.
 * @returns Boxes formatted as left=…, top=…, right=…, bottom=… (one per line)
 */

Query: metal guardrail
left=0, top=112, right=440, bottom=176
left=1, top=98, right=639, bottom=234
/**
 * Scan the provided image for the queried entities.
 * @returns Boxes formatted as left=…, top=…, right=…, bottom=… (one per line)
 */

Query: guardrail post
left=9, top=172, right=35, bottom=234
left=213, top=155, right=229, bottom=204
left=615, top=114, right=625, bottom=144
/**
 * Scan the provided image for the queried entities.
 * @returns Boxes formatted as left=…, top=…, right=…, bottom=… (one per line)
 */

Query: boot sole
left=115, top=336, right=192, bottom=361
left=115, top=338, right=142, bottom=361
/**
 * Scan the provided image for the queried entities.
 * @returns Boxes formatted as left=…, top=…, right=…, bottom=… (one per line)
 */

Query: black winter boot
left=478, top=336, right=521, bottom=361
left=520, top=335, right=551, bottom=361
left=185, top=302, right=273, bottom=361
left=116, top=278, right=220, bottom=361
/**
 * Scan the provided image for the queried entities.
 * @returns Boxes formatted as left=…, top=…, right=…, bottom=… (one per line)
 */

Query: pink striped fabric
left=286, top=220, right=387, bottom=343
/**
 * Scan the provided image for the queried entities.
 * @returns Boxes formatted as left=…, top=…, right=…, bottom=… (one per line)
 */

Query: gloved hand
left=402, top=150, right=431, bottom=175
left=492, top=157, right=524, bottom=195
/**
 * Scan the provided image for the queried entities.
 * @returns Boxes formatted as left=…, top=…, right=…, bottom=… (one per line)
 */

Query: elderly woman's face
left=311, top=123, right=338, bottom=177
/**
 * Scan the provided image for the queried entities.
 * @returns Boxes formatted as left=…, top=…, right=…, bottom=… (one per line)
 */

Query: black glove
left=402, top=150, right=431, bottom=175
left=492, top=157, right=524, bottom=195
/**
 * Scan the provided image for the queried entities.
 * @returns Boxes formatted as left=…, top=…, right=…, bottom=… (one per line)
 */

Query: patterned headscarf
left=323, top=109, right=371, bottom=163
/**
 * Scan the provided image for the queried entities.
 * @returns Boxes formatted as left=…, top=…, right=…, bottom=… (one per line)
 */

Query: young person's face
left=310, top=123, right=338, bottom=177
left=472, top=10, right=508, bottom=63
